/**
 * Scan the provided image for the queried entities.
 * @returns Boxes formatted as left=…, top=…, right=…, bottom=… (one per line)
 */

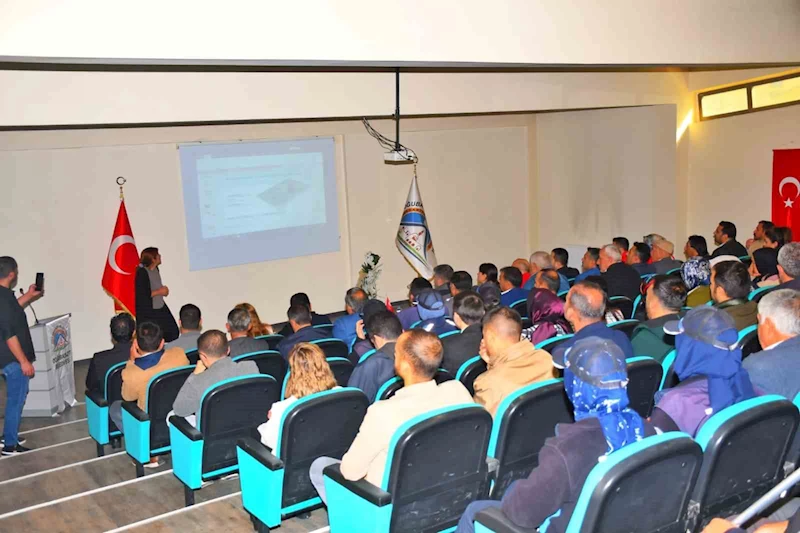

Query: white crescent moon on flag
left=779, top=176, right=800, bottom=198
left=108, top=235, right=136, bottom=275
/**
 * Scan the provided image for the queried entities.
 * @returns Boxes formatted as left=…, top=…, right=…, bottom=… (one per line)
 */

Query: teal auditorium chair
left=631, top=294, right=644, bottom=320
left=509, top=299, right=528, bottom=327
left=280, top=357, right=354, bottom=399
left=312, top=338, right=350, bottom=359
left=313, top=323, right=334, bottom=333
left=456, top=356, right=487, bottom=396
left=86, top=361, right=126, bottom=457
left=121, top=365, right=194, bottom=476
left=169, top=374, right=280, bottom=506
left=748, top=285, right=776, bottom=303
left=688, top=395, right=799, bottom=531
left=358, top=349, right=377, bottom=364
left=488, top=379, right=573, bottom=499
left=323, top=404, right=493, bottom=532
left=625, top=357, right=663, bottom=417
left=608, top=296, right=634, bottom=321
left=534, top=334, right=574, bottom=352
left=439, top=330, right=460, bottom=340
left=375, top=369, right=454, bottom=402
left=256, top=334, right=285, bottom=351
left=185, top=348, right=199, bottom=365
left=474, top=433, right=703, bottom=533
left=607, top=319, right=640, bottom=339
left=233, top=350, right=287, bottom=384
left=665, top=267, right=683, bottom=275
left=735, top=325, right=761, bottom=359
left=237, top=388, right=369, bottom=532
left=556, top=290, right=568, bottom=301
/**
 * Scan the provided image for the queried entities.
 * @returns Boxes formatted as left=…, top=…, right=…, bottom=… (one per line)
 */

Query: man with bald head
left=599, top=243, right=641, bottom=300
left=553, top=281, right=634, bottom=362
left=473, top=307, right=555, bottom=416
left=512, top=258, right=532, bottom=287
left=534, top=269, right=560, bottom=295
left=524, top=251, right=569, bottom=292
left=309, top=329, right=474, bottom=503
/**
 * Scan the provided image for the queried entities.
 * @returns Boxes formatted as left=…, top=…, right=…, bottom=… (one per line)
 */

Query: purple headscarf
left=526, top=288, right=573, bottom=345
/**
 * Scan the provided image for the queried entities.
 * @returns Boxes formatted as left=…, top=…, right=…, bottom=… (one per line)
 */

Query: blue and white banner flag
left=396, top=174, right=438, bottom=279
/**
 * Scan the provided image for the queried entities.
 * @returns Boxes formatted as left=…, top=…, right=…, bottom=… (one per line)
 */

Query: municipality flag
left=396, top=175, right=438, bottom=279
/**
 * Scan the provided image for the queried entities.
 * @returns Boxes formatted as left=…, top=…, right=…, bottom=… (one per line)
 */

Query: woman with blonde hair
left=258, top=343, right=338, bottom=449
left=235, top=302, right=274, bottom=337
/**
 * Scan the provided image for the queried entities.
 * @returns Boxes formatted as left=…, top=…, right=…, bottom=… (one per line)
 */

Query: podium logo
left=51, top=325, right=69, bottom=350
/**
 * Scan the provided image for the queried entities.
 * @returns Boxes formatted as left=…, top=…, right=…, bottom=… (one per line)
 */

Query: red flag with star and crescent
left=773, top=150, right=800, bottom=242
left=102, top=200, right=139, bottom=316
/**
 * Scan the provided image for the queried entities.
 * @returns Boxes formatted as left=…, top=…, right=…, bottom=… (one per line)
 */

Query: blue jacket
left=277, top=325, right=329, bottom=360
left=523, top=274, right=569, bottom=293
left=574, top=267, right=600, bottom=282
left=397, top=305, right=421, bottom=330
left=417, top=317, right=458, bottom=336
left=743, top=335, right=800, bottom=400
left=332, top=313, right=361, bottom=348
left=557, top=321, right=634, bottom=360
left=347, top=342, right=397, bottom=403
left=500, top=287, right=530, bottom=308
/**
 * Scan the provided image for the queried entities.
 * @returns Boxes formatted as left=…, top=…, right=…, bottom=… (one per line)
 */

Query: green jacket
left=630, top=314, right=678, bottom=363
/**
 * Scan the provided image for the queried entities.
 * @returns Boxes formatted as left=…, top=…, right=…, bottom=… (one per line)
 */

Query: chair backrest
left=665, top=267, right=682, bottom=275
left=630, top=294, right=643, bottom=320
left=375, top=369, right=453, bottom=402
left=607, top=319, right=640, bottom=339
left=659, top=349, right=679, bottom=390
left=566, top=433, right=703, bottom=533
left=105, top=361, right=127, bottom=404
left=626, top=357, right=663, bottom=418
left=255, top=334, right=284, bottom=350
left=197, top=375, right=279, bottom=477
left=358, top=348, right=377, bottom=365
left=738, top=255, right=753, bottom=268
left=736, top=325, right=761, bottom=359
left=489, top=379, right=573, bottom=499
left=608, top=296, right=634, bottom=320
left=557, top=290, right=569, bottom=301
left=383, top=404, right=492, bottom=532
left=748, top=285, right=776, bottom=302
left=691, top=395, right=800, bottom=529
left=327, top=357, right=355, bottom=387
left=232, top=350, right=287, bottom=383
left=145, top=366, right=194, bottom=451
left=456, top=356, right=487, bottom=396
left=311, top=338, right=350, bottom=359
left=185, top=349, right=199, bottom=365
left=438, top=330, right=460, bottom=340
left=640, top=273, right=655, bottom=282
left=313, top=323, right=334, bottom=332
left=276, top=388, right=369, bottom=508
left=534, top=334, right=574, bottom=352
left=510, top=299, right=528, bottom=318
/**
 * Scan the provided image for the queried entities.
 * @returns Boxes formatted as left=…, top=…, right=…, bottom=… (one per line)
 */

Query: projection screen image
left=179, top=137, right=339, bottom=270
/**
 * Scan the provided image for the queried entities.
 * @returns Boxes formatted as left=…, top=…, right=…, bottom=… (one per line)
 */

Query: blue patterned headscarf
left=681, top=257, right=711, bottom=290
left=562, top=338, right=646, bottom=454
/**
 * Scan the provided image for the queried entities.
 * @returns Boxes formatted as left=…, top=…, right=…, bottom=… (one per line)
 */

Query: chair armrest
left=237, top=438, right=284, bottom=471
left=475, top=507, right=537, bottom=533
left=323, top=463, right=392, bottom=506
left=121, top=401, right=150, bottom=422
left=169, top=415, right=203, bottom=441
left=86, top=389, right=107, bottom=408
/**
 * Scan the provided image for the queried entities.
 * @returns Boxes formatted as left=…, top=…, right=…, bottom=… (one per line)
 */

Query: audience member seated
left=172, top=330, right=258, bottom=426
left=308, top=329, right=474, bottom=503
left=277, top=305, right=329, bottom=360
left=682, top=235, right=712, bottom=307
left=585, top=275, right=625, bottom=324
left=627, top=242, right=655, bottom=276
left=512, top=258, right=532, bottom=287
left=525, top=251, right=569, bottom=292
left=433, top=264, right=454, bottom=295
left=650, top=239, right=683, bottom=274
left=226, top=307, right=270, bottom=357
left=552, top=248, right=579, bottom=280
left=456, top=337, right=652, bottom=533
left=746, top=219, right=774, bottom=254
left=332, top=287, right=368, bottom=346
left=575, top=247, right=601, bottom=282
left=348, top=310, right=402, bottom=402
left=109, top=321, right=189, bottom=432
left=166, top=304, right=203, bottom=352
left=476, top=263, right=498, bottom=286
left=478, top=282, right=502, bottom=312
left=445, top=270, right=473, bottom=317
left=613, top=236, right=630, bottom=263
left=397, top=278, right=430, bottom=330
left=258, top=343, right=338, bottom=449
left=86, top=313, right=136, bottom=396
left=441, top=291, right=485, bottom=375
left=711, top=261, right=758, bottom=330
left=415, top=289, right=457, bottom=336
left=764, top=225, right=789, bottom=250
left=651, top=307, right=755, bottom=436
left=276, top=293, right=331, bottom=337
left=524, top=288, right=572, bottom=345
left=555, top=281, right=634, bottom=360
left=533, top=269, right=560, bottom=295
left=778, top=243, right=800, bottom=291
left=499, top=266, right=529, bottom=307
left=711, top=220, right=748, bottom=259
left=750, top=248, right=780, bottom=288
left=473, top=307, right=555, bottom=417
left=743, top=289, right=800, bottom=399
left=599, top=244, right=641, bottom=300
left=631, top=275, right=686, bottom=362
left=350, top=299, right=391, bottom=359
left=236, top=302, right=274, bottom=337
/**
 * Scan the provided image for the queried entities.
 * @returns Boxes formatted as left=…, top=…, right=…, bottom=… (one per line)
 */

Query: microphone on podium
left=19, top=288, right=40, bottom=325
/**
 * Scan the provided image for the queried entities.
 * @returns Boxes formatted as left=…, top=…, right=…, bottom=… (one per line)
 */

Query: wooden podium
left=23, top=314, right=77, bottom=417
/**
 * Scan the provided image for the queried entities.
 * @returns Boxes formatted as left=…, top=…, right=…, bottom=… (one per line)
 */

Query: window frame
left=698, top=71, right=800, bottom=121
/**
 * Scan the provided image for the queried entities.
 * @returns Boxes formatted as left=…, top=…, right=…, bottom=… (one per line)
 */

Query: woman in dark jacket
left=135, top=247, right=179, bottom=342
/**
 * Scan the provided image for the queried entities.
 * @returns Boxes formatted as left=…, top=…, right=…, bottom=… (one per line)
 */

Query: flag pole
left=117, top=176, right=126, bottom=200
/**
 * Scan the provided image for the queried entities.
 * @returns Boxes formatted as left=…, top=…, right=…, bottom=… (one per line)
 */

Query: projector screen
left=179, top=137, right=339, bottom=270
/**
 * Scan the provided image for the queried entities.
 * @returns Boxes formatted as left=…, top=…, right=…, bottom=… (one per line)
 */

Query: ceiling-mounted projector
left=384, top=148, right=416, bottom=164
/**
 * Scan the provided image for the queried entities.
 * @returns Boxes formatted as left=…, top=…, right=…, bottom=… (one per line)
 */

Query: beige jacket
left=121, top=347, right=190, bottom=410
left=473, top=339, right=556, bottom=417
left=340, top=379, right=474, bottom=487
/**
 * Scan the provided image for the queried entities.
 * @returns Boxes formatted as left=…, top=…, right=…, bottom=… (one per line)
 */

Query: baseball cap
left=663, top=306, right=738, bottom=351
left=558, top=337, right=628, bottom=389
left=477, top=282, right=502, bottom=309
left=417, top=289, right=445, bottom=321
left=360, top=299, right=387, bottom=322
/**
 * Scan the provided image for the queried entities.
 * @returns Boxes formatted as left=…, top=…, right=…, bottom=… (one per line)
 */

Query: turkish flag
left=773, top=149, right=800, bottom=242
left=102, top=200, right=139, bottom=316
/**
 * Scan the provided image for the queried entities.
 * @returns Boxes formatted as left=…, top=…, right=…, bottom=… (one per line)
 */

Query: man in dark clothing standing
left=347, top=311, right=402, bottom=403
left=441, top=291, right=485, bottom=375
left=599, top=244, right=642, bottom=300
left=277, top=304, right=328, bottom=360
left=711, top=221, right=748, bottom=259
left=0, top=256, right=43, bottom=455
left=86, top=313, right=136, bottom=395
